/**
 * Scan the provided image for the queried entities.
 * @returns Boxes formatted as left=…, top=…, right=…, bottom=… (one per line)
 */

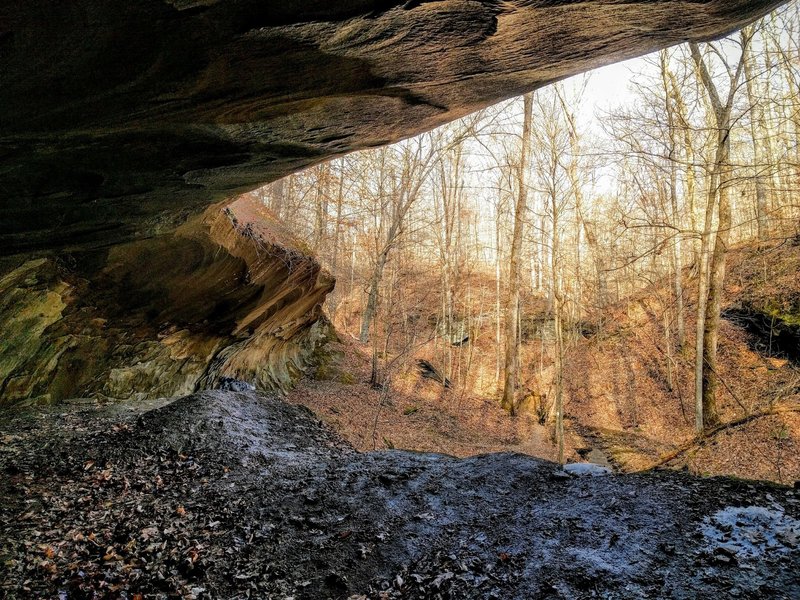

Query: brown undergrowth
left=290, top=239, right=800, bottom=485
left=286, top=335, right=557, bottom=460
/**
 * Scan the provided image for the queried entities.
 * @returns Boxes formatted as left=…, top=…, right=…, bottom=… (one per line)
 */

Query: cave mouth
left=2, top=1, right=800, bottom=597
left=1, top=0, right=798, bottom=465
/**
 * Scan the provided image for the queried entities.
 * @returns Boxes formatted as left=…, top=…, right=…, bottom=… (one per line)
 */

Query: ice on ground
left=701, top=505, right=800, bottom=559
left=563, top=462, right=612, bottom=477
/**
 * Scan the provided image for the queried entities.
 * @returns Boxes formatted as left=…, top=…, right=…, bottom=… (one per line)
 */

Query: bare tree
left=742, top=25, right=772, bottom=241
left=501, top=93, right=533, bottom=415
left=690, top=30, right=751, bottom=431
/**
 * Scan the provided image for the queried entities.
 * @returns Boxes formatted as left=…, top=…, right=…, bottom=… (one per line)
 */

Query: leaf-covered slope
left=564, top=240, right=800, bottom=483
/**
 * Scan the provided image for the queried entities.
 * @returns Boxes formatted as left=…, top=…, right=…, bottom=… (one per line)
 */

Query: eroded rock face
left=0, top=0, right=785, bottom=404
left=0, top=0, right=785, bottom=255
left=0, top=198, right=333, bottom=405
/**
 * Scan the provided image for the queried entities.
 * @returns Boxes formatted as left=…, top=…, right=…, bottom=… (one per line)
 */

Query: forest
left=241, top=5, right=800, bottom=480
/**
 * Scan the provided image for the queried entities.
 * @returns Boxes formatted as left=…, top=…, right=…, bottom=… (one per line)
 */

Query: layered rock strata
left=0, top=198, right=333, bottom=404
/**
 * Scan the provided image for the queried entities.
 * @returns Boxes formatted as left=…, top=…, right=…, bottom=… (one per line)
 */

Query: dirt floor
left=2, top=391, right=798, bottom=599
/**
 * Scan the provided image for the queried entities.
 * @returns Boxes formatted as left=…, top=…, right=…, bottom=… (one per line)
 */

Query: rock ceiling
left=0, top=0, right=785, bottom=257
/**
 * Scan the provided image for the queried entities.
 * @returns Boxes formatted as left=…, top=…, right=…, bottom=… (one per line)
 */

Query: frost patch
left=701, top=505, right=800, bottom=559
left=563, top=462, right=611, bottom=477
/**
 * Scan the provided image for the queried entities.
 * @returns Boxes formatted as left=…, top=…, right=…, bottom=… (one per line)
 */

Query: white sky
left=576, top=57, right=645, bottom=121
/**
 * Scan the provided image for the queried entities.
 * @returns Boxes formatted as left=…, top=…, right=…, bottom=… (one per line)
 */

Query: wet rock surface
left=1, top=391, right=798, bottom=599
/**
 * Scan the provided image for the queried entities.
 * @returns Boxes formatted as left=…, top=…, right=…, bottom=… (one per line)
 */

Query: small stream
left=582, top=446, right=613, bottom=469
left=569, top=420, right=620, bottom=471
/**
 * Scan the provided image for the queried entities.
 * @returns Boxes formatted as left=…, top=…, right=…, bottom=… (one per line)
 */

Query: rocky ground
left=1, top=391, right=799, bottom=599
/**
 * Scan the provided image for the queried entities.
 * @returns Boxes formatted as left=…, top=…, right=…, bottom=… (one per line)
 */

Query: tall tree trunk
left=313, top=163, right=330, bottom=252
left=329, top=160, right=346, bottom=318
left=495, top=193, right=503, bottom=386
left=660, top=50, right=686, bottom=350
left=760, top=40, right=785, bottom=217
left=742, top=27, right=770, bottom=241
left=552, top=226, right=565, bottom=464
left=270, top=178, right=285, bottom=218
left=660, top=50, right=694, bottom=352
left=501, top=93, right=533, bottom=415
left=690, top=37, right=749, bottom=431
left=664, top=307, right=674, bottom=392
left=671, top=230, right=685, bottom=351
left=666, top=67, right=698, bottom=255
left=702, top=148, right=732, bottom=428
left=331, top=160, right=345, bottom=274
left=693, top=169, right=716, bottom=432
left=547, top=152, right=565, bottom=463
left=361, top=249, right=389, bottom=343
left=580, top=218, right=607, bottom=308
left=557, top=88, right=585, bottom=320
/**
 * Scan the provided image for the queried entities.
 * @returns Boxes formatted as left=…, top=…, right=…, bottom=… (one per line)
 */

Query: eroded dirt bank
left=1, top=392, right=798, bottom=599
